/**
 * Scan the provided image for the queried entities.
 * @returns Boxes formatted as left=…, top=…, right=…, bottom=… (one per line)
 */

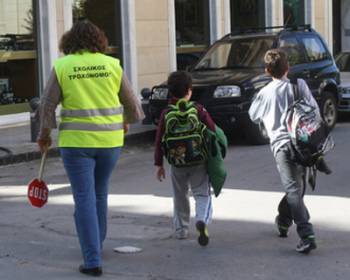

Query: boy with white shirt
left=249, top=48, right=323, bottom=254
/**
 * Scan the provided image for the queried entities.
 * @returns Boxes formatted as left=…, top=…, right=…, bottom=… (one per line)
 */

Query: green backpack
left=162, top=99, right=207, bottom=167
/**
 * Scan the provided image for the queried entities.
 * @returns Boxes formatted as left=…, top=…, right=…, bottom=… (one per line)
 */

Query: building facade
left=0, top=0, right=349, bottom=119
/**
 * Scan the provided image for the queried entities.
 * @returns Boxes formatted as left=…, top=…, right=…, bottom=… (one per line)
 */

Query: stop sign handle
left=38, top=151, right=47, bottom=181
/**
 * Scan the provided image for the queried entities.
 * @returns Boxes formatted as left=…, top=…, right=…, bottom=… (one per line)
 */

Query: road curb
left=0, top=129, right=155, bottom=166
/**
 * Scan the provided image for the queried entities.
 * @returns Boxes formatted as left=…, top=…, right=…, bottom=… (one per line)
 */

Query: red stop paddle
left=28, top=151, right=49, bottom=208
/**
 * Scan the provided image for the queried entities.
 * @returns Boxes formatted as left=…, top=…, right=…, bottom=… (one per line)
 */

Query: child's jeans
left=274, top=144, right=314, bottom=238
left=170, top=163, right=212, bottom=233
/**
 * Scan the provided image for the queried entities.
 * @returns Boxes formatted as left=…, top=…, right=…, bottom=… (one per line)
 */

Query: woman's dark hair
left=59, top=20, right=108, bottom=55
left=167, top=71, right=192, bottom=98
left=264, top=48, right=289, bottom=79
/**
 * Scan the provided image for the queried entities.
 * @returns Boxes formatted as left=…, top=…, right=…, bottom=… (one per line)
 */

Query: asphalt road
left=0, top=117, right=350, bottom=280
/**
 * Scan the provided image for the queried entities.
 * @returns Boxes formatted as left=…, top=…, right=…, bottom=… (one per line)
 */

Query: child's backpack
left=286, top=82, right=334, bottom=167
left=162, top=99, right=207, bottom=167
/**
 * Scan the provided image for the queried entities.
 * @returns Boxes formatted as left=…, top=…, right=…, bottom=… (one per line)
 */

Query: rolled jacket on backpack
left=204, top=125, right=228, bottom=197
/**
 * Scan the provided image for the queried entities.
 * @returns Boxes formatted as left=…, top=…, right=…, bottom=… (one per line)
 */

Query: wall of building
left=135, top=0, right=171, bottom=91
left=133, top=0, right=232, bottom=91
left=272, top=0, right=283, bottom=26
left=219, top=0, right=226, bottom=37
left=55, top=0, right=73, bottom=56
left=55, top=0, right=65, bottom=44
left=0, top=0, right=32, bottom=34
left=313, top=0, right=333, bottom=53
left=209, top=0, right=224, bottom=43
left=314, top=0, right=326, bottom=39
left=218, top=0, right=231, bottom=38
left=0, top=0, right=3, bottom=33
left=342, top=0, right=350, bottom=51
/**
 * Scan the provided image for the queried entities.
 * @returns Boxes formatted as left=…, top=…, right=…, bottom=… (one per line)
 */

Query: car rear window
left=279, top=36, right=307, bottom=65
left=300, top=36, right=329, bottom=62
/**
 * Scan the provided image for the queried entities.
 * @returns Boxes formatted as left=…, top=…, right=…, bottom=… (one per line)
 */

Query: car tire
left=320, top=91, right=337, bottom=130
left=244, top=119, right=270, bottom=145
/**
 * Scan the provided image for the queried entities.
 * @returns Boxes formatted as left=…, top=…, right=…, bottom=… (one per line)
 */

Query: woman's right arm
left=37, top=69, right=62, bottom=152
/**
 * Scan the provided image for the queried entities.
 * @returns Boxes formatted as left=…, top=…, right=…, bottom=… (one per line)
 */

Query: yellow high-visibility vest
left=54, top=51, right=124, bottom=148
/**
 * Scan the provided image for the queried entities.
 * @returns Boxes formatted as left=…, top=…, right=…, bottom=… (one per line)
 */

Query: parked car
left=143, top=25, right=340, bottom=144
left=335, top=51, right=350, bottom=112
left=176, top=52, right=202, bottom=71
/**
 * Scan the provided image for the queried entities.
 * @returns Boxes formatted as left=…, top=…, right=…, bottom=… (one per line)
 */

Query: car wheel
left=320, top=91, right=337, bottom=130
left=244, top=119, right=270, bottom=145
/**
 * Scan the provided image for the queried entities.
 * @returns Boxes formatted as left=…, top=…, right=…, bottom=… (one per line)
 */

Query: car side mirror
left=141, top=88, right=152, bottom=100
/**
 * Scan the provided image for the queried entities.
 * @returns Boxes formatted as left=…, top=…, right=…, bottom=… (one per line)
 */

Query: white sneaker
left=175, top=229, right=189, bottom=240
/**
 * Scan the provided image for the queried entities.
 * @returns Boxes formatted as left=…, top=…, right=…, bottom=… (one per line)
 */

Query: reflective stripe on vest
left=60, top=106, right=123, bottom=117
left=59, top=122, right=123, bottom=131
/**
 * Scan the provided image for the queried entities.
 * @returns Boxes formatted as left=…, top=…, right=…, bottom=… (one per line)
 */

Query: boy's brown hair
left=264, top=49, right=289, bottom=79
left=167, top=71, right=192, bottom=99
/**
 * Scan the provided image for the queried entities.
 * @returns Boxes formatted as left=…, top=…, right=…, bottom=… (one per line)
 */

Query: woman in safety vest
left=37, top=20, right=144, bottom=276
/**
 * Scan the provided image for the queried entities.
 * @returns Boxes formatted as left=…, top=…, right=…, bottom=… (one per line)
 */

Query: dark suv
left=143, top=26, right=340, bottom=144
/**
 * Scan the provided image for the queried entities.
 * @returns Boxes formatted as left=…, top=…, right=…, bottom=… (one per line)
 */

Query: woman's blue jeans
left=60, top=147, right=121, bottom=268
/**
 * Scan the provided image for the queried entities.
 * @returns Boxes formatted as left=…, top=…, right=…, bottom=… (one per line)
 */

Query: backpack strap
left=292, top=82, right=299, bottom=102
left=165, top=99, right=199, bottom=122
left=167, top=104, right=177, bottom=111
left=168, top=99, right=194, bottom=110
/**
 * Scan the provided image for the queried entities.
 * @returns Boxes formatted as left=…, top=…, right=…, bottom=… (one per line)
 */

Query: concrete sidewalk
left=0, top=118, right=156, bottom=165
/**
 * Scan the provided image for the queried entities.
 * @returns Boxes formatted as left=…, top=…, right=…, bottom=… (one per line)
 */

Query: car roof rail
left=279, top=24, right=314, bottom=33
left=221, top=24, right=314, bottom=40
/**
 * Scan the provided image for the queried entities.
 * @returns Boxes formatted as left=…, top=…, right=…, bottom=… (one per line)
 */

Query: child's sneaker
left=275, top=216, right=289, bottom=238
left=195, top=220, right=209, bottom=246
left=175, top=229, right=189, bottom=240
left=296, top=235, right=317, bottom=254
